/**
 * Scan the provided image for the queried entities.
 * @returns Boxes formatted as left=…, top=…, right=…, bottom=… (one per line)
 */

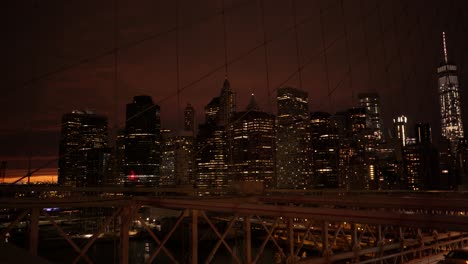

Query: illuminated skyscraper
left=160, top=129, right=176, bottom=187
left=205, top=97, right=220, bottom=125
left=402, top=144, right=422, bottom=190
left=393, top=115, right=408, bottom=147
left=358, top=93, right=383, bottom=140
left=438, top=32, right=464, bottom=152
left=276, top=87, right=310, bottom=189
left=58, top=110, right=109, bottom=187
left=173, top=131, right=195, bottom=186
left=123, top=96, right=161, bottom=186
left=228, top=94, right=276, bottom=188
left=416, top=123, right=432, bottom=145
left=310, top=112, right=339, bottom=188
left=195, top=97, right=227, bottom=194
left=344, top=107, right=371, bottom=189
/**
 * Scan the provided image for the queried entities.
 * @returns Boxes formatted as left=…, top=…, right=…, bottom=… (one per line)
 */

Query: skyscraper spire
left=437, top=32, right=464, bottom=154
left=443, top=31, right=448, bottom=64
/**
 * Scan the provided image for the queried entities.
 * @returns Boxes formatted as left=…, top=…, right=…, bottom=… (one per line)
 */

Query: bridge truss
left=0, top=188, right=467, bottom=263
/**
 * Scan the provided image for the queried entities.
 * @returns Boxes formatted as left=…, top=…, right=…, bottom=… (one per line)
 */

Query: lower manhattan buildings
left=58, top=110, right=110, bottom=187
left=56, top=32, right=468, bottom=192
left=122, top=95, right=161, bottom=187
left=276, top=87, right=310, bottom=189
left=228, top=94, right=276, bottom=189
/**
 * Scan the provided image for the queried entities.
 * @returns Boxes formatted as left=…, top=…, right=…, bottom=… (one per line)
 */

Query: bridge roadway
left=1, top=186, right=468, bottom=263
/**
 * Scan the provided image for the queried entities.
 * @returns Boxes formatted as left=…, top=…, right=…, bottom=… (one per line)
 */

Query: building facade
left=358, top=93, right=383, bottom=141
left=122, top=95, right=161, bottom=186
left=58, top=110, right=110, bottom=187
left=438, top=32, right=464, bottom=153
left=276, top=87, right=310, bottom=189
left=310, top=112, right=339, bottom=188
left=228, top=95, right=276, bottom=188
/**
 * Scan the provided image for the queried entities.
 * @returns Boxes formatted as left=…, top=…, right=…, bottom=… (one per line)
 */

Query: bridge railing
left=1, top=188, right=468, bottom=263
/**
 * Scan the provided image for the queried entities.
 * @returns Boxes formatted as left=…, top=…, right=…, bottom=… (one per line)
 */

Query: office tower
left=195, top=125, right=227, bottom=194
left=228, top=94, right=276, bottom=188
left=438, top=32, right=464, bottom=152
left=416, top=123, right=432, bottom=145
left=456, top=139, right=468, bottom=190
left=219, top=78, right=236, bottom=126
left=205, top=97, right=220, bottom=125
left=160, top=129, right=176, bottom=187
left=58, top=110, right=110, bottom=187
left=195, top=98, right=228, bottom=194
left=114, top=129, right=126, bottom=185
left=310, top=112, right=339, bottom=188
left=402, top=145, right=422, bottom=190
left=375, top=143, right=401, bottom=190
left=393, top=115, right=408, bottom=147
left=348, top=107, right=367, bottom=134
left=123, top=95, right=161, bottom=186
left=402, top=123, right=439, bottom=190
left=339, top=107, right=372, bottom=190
left=184, top=103, right=195, bottom=133
left=173, top=131, right=195, bottom=186
left=276, top=87, right=310, bottom=189
left=358, top=93, right=383, bottom=140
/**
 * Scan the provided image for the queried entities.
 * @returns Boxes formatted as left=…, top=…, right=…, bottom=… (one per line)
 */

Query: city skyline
left=3, top=0, right=468, bottom=179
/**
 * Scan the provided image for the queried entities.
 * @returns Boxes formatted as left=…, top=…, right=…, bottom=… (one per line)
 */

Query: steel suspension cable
left=259, top=0, right=272, bottom=113
left=176, top=0, right=181, bottom=129
left=340, top=0, right=353, bottom=106
left=222, top=0, right=229, bottom=77
left=319, top=6, right=332, bottom=112
left=292, top=0, right=303, bottom=89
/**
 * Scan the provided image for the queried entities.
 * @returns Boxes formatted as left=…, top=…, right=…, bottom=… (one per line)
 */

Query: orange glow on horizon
left=2, top=168, right=57, bottom=184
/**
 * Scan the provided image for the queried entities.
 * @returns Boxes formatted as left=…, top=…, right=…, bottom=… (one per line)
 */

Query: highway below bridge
left=0, top=186, right=467, bottom=263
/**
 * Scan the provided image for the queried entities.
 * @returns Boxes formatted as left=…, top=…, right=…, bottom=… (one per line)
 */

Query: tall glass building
left=58, top=110, right=109, bottom=187
left=123, top=95, right=161, bottom=186
left=276, top=87, right=310, bottom=189
left=358, top=93, right=383, bottom=141
left=228, top=94, right=276, bottom=188
left=438, top=32, right=464, bottom=152
left=310, top=112, right=339, bottom=188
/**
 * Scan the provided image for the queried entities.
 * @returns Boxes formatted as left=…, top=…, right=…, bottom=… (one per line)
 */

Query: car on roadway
left=439, top=247, right=468, bottom=264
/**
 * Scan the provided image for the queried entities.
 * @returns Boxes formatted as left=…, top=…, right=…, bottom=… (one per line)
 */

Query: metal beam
left=29, top=208, right=40, bottom=256
left=141, top=198, right=468, bottom=231
left=192, top=209, right=198, bottom=264
left=245, top=215, right=252, bottom=264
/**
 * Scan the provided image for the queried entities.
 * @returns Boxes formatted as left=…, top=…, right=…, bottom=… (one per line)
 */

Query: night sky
left=2, top=0, right=468, bottom=179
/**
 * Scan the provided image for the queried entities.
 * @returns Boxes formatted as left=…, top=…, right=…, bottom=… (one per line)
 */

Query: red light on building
left=128, top=170, right=137, bottom=181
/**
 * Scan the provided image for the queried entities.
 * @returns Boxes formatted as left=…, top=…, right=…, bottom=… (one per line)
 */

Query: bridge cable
left=222, top=0, right=229, bottom=77
left=359, top=0, right=373, bottom=97
left=319, top=6, right=333, bottom=112
left=259, top=0, right=272, bottom=113
left=176, top=0, right=181, bottom=129
left=292, top=0, right=303, bottom=89
left=17, top=0, right=255, bottom=89
left=340, top=0, right=353, bottom=106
